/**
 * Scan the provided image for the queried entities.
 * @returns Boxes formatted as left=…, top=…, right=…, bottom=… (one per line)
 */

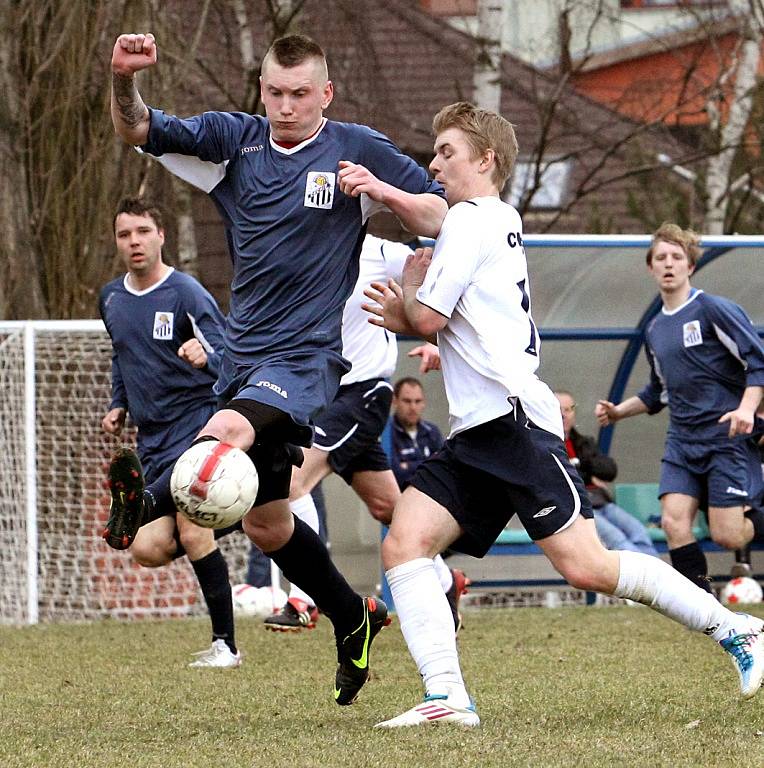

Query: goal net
left=0, top=321, right=252, bottom=625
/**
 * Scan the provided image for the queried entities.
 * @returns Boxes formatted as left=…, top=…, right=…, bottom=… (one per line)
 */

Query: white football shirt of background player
left=415, top=197, right=562, bottom=438
left=340, top=235, right=412, bottom=385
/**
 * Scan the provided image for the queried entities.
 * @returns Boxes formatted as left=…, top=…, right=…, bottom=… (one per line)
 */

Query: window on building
left=506, top=159, right=571, bottom=209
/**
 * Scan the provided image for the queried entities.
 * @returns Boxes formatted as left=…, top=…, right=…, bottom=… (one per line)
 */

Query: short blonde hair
left=646, top=222, right=701, bottom=267
left=432, top=102, right=518, bottom=189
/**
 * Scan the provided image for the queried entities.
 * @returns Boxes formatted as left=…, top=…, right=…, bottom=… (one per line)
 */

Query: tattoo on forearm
left=112, top=72, right=147, bottom=128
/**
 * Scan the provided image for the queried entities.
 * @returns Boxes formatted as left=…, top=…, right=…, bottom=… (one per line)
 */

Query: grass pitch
left=1, top=605, right=763, bottom=768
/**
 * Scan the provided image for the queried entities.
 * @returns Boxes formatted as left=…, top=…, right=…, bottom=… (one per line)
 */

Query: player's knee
left=660, top=513, right=691, bottom=539
left=711, top=529, right=748, bottom=551
left=561, top=564, right=604, bottom=592
left=131, top=544, right=171, bottom=568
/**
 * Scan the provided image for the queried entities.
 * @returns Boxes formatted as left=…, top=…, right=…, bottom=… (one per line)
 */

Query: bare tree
left=473, top=0, right=504, bottom=113
left=704, top=0, right=764, bottom=232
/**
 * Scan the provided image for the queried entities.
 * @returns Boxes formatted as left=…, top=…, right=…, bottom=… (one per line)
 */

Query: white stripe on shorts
left=550, top=453, right=582, bottom=535
left=313, top=423, right=359, bottom=452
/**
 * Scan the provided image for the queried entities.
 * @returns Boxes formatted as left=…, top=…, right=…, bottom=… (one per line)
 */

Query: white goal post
left=0, top=321, right=252, bottom=625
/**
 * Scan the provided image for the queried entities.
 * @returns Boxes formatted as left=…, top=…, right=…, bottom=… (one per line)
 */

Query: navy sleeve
left=705, top=295, right=764, bottom=389
left=181, top=279, right=226, bottom=378
left=142, top=109, right=261, bottom=164
left=359, top=126, right=446, bottom=199
left=636, top=342, right=667, bottom=415
left=99, top=289, right=128, bottom=412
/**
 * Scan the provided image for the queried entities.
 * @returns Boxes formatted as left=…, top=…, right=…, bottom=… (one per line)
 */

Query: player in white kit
left=365, top=101, right=764, bottom=728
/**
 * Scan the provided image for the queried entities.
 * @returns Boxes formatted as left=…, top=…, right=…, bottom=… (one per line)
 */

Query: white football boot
left=188, top=639, right=242, bottom=668
left=719, top=614, right=764, bottom=699
left=375, top=693, right=480, bottom=728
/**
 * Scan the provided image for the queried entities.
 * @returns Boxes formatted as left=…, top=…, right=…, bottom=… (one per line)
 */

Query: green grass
left=1, top=606, right=764, bottom=768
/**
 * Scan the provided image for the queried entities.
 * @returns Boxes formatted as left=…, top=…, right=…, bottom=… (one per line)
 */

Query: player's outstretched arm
left=110, top=33, right=157, bottom=145
left=595, top=396, right=648, bottom=426
left=338, top=161, right=447, bottom=238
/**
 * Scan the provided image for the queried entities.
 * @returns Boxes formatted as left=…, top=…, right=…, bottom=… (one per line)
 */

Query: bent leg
left=245, top=499, right=362, bottom=637
left=288, top=446, right=332, bottom=500
left=708, top=504, right=752, bottom=551
left=351, top=469, right=400, bottom=524
left=130, top=516, right=177, bottom=567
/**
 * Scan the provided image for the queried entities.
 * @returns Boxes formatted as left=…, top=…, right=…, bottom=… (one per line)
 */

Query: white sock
left=433, top=554, right=453, bottom=592
left=614, top=550, right=742, bottom=640
left=386, top=558, right=470, bottom=705
left=285, top=494, right=318, bottom=607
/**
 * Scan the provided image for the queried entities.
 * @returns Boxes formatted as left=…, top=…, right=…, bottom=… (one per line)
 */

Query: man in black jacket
left=555, top=391, right=657, bottom=556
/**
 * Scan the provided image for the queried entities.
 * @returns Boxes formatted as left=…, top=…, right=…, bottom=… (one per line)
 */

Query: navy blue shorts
left=409, top=404, right=592, bottom=558
left=137, top=402, right=216, bottom=518
left=660, top=436, right=763, bottom=508
left=215, top=348, right=350, bottom=447
left=313, top=379, right=392, bottom=484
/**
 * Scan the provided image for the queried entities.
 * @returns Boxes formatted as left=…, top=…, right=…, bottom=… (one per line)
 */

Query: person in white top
left=264, top=235, right=468, bottom=632
left=364, top=101, right=764, bottom=728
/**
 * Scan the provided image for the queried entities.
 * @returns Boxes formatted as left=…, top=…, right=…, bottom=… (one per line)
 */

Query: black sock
left=191, top=548, right=236, bottom=654
left=266, top=516, right=362, bottom=637
left=745, top=507, right=764, bottom=542
left=735, top=544, right=752, bottom=564
left=669, top=542, right=712, bottom=593
left=143, top=436, right=220, bottom=525
left=143, top=465, right=174, bottom=525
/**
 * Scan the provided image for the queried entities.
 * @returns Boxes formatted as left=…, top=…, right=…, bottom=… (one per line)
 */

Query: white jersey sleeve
left=416, top=202, right=485, bottom=318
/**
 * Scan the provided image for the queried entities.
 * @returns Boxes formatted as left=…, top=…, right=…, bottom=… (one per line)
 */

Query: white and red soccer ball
left=720, top=576, right=763, bottom=605
left=231, top=583, right=288, bottom=618
left=171, top=440, right=258, bottom=528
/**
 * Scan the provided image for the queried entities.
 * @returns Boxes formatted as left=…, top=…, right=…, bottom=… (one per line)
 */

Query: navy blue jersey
left=637, top=289, right=764, bottom=441
left=141, top=110, right=444, bottom=366
left=99, top=268, right=225, bottom=431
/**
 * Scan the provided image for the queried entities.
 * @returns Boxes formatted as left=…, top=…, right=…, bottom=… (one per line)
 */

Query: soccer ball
left=252, top=585, right=288, bottom=618
left=720, top=576, right=763, bottom=605
left=170, top=440, right=258, bottom=529
left=231, top=583, right=261, bottom=617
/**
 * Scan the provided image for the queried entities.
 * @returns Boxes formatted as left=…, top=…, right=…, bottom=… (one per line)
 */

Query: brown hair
left=393, top=377, right=423, bottom=398
left=114, top=197, right=164, bottom=232
left=432, top=101, right=518, bottom=189
left=646, top=222, right=701, bottom=267
left=262, top=34, right=327, bottom=79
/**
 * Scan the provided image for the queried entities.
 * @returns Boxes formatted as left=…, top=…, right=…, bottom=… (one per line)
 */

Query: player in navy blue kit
left=366, top=103, right=764, bottom=727
left=596, top=223, right=764, bottom=589
left=108, top=32, right=446, bottom=704
left=101, top=197, right=240, bottom=668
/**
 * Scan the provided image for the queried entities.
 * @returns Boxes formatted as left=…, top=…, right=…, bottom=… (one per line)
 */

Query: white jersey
left=340, top=235, right=412, bottom=385
left=416, top=197, right=562, bottom=438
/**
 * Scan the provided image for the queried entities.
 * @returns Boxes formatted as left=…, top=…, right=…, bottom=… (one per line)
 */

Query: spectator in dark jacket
left=556, top=391, right=657, bottom=556
left=390, top=377, right=445, bottom=490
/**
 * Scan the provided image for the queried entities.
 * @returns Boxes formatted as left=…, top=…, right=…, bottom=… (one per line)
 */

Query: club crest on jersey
left=153, top=312, right=174, bottom=340
left=682, top=321, right=702, bottom=348
left=304, top=171, right=335, bottom=210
